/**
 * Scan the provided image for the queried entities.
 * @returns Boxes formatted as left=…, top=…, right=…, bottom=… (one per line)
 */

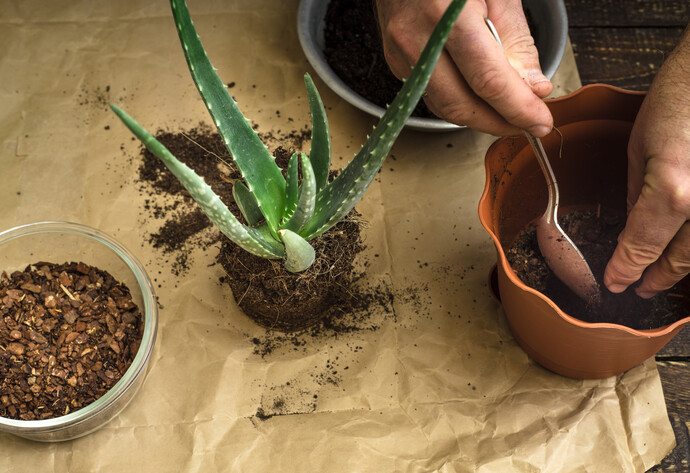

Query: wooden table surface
left=563, top=1, right=689, bottom=471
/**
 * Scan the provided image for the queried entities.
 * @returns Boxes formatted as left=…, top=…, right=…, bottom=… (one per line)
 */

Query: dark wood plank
left=658, top=326, right=690, bottom=358
left=561, top=2, right=689, bottom=471
left=565, top=0, right=688, bottom=27
left=568, top=27, right=685, bottom=90
left=647, top=361, right=690, bottom=472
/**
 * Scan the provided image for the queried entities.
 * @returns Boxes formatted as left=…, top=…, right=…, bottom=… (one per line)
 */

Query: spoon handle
left=524, top=132, right=559, bottom=225
left=483, top=18, right=561, bottom=224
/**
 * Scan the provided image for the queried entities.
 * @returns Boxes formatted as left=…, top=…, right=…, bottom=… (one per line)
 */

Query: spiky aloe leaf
left=300, top=0, right=467, bottom=240
left=282, top=153, right=316, bottom=233
left=111, top=105, right=283, bottom=259
left=170, top=0, right=285, bottom=235
left=283, top=152, right=300, bottom=219
left=232, top=180, right=263, bottom=226
left=304, top=74, right=331, bottom=192
left=279, top=229, right=316, bottom=273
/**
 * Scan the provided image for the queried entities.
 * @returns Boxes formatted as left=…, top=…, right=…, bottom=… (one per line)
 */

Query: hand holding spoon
left=485, top=18, right=600, bottom=303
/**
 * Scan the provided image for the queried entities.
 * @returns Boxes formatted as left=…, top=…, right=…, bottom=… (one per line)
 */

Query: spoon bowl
left=484, top=18, right=599, bottom=303
left=524, top=132, right=600, bottom=303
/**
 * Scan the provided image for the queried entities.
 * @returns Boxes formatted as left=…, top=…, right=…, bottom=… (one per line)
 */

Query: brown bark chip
left=0, top=262, right=144, bottom=420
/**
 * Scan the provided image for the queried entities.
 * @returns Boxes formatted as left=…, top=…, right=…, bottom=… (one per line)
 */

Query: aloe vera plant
left=111, top=0, right=467, bottom=272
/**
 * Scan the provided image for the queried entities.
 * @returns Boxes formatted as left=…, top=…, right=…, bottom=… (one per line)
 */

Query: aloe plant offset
left=111, top=0, right=467, bottom=272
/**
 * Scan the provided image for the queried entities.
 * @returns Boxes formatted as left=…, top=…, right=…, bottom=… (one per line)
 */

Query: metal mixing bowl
left=297, top=0, right=569, bottom=132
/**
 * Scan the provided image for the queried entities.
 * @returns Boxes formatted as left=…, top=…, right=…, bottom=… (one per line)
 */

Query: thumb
left=488, top=3, right=552, bottom=98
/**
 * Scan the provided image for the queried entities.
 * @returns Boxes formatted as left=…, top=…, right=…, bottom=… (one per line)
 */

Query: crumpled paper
left=0, top=0, right=675, bottom=471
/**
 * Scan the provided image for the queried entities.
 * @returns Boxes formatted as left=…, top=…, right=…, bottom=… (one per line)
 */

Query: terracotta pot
left=478, top=84, right=690, bottom=379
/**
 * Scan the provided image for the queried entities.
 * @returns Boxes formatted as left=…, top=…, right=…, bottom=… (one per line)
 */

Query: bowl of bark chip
left=0, top=221, right=157, bottom=442
left=478, top=84, right=690, bottom=379
left=297, top=0, right=568, bottom=132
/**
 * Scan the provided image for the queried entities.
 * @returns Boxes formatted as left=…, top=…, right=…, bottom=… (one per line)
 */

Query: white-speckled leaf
left=301, top=0, right=467, bottom=240
left=304, top=74, right=331, bottom=192
left=282, top=153, right=316, bottom=234
left=171, top=0, right=286, bottom=234
left=279, top=228, right=316, bottom=272
left=233, top=180, right=263, bottom=227
left=283, top=152, right=299, bottom=220
left=111, top=105, right=283, bottom=259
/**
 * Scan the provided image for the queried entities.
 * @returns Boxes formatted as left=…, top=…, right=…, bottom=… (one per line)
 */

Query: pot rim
left=479, top=84, right=690, bottom=337
left=0, top=221, right=158, bottom=434
left=544, top=82, right=647, bottom=105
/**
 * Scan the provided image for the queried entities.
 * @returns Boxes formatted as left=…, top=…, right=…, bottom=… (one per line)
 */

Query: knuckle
left=665, top=183, right=690, bottom=216
left=664, top=239, right=690, bottom=277
left=619, top=242, right=659, bottom=269
left=428, top=99, right=476, bottom=127
left=468, top=67, right=509, bottom=102
left=643, top=162, right=690, bottom=216
left=664, top=257, right=690, bottom=278
left=606, top=258, right=641, bottom=286
left=385, top=20, right=408, bottom=48
left=506, top=34, right=538, bottom=58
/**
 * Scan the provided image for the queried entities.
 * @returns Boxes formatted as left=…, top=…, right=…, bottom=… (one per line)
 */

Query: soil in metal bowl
left=507, top=208, right=689, bottom=330
left=0, top=261, right=144, bottom=420
left=322, top=0, right=540, bottom=121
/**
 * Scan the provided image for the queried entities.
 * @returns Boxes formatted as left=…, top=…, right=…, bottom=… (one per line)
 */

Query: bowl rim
left=0, top=221, right=158, bottom=433
left=296, top=0, right=569, bottom=132
left=478, top=84, right=690, bottom=338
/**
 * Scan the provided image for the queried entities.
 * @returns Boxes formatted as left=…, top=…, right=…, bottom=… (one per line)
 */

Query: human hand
left=604, top=29, right=690, bottom=298
left=374, top=0, right=553, bottom=136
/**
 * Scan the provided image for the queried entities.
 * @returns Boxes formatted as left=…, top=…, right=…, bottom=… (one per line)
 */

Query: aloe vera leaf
left=301, top=0, right=467, bottom=240
left=282, top=153, right=316, bottom=233
left=170, top=0, right=285, bottom=234
left=111, top=104, right=283, bottom=258
left=304, top=74, right=331, bottom=192
left=279, top=229, right=316, bottom=273
left=232, top=180, right=263, bottom=227
left=283, top=152, right=299, bottom=219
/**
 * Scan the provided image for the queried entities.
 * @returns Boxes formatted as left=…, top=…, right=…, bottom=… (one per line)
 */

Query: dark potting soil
left=507, top=209, right=689, bottom=330
left=218, top=213, right=365, bottom=332
left=0, top=261, right=144, bottom=420
left=323, top=0, right=540, bottom=122
left=323, top=0, right=436, bottom=119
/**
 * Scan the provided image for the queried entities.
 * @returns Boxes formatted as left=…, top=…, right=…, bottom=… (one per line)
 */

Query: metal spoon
left=523, top=133, right=600, bottom=302
left=485, top=19, right=600, bottom=303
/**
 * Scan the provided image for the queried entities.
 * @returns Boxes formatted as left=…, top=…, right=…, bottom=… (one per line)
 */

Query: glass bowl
left=0, top=221, right=157, bottom=441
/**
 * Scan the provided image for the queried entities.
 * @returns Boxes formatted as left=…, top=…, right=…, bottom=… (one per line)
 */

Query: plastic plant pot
left=478, top=84, right=690, bottom=379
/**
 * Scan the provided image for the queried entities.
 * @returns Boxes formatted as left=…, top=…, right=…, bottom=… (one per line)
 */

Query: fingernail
left=527, top=70, right=549, bottom=87
left=606, top=283, right=627, bottom=294
left=527, top=125, right=551, bottom=137
left=635, top=288, right=656, bottom=299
